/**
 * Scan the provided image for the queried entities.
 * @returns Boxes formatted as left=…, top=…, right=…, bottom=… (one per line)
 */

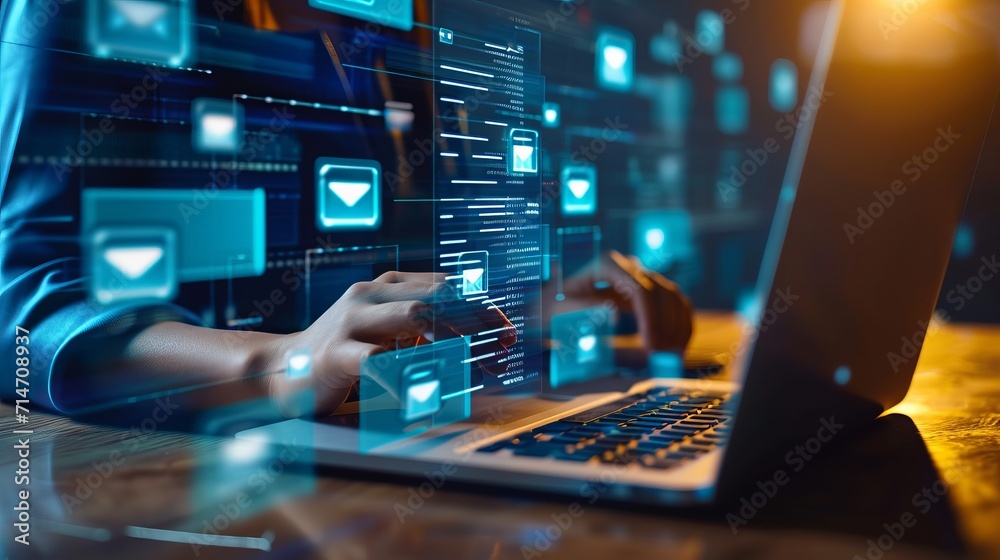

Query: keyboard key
left=664, top=424, right=703, bottom=434
left=678, top=444, right=711, bottom=454
left=514, top=445, right=556, bottom=457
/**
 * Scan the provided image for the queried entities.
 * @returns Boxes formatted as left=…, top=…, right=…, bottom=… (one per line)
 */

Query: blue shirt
left=1, top=0, right=200, bottom=413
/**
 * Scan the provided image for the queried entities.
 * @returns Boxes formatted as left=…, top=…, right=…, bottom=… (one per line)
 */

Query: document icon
left=87, top=0, right=191, bottom=66
left=192, top=98, right=244, bottom=154
left=456, top=251, right=489, bottom=297
left=560, top=163, right=597, bottom=215
left=508, top=129, right=539, bottom=175
left=315, top=158, right=382, bottom=231
left=88, top=227, right=177, bottom=304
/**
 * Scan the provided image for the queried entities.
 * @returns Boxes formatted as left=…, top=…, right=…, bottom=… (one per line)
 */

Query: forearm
left=96, top=321, right=290, bottom=416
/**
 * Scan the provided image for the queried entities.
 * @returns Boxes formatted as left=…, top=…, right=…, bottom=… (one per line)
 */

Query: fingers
left=558, top=251, right=694, bottom=354
left=351, top=300, right=434, bottom=345
left=373, top=271, right=448, bottom=284
left=276, top=341, right=385, bottom=418
left=345, top=280, right=444, bottom=305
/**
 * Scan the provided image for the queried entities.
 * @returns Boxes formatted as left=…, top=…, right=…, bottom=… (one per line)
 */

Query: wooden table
left=3, top=314, right=1000, bottom=559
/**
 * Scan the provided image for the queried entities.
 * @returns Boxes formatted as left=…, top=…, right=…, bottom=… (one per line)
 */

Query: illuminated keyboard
left=477, top=388, right=734, bottom=469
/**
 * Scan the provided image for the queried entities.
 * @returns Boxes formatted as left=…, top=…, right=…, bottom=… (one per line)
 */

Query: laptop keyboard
left=476, top=387, right=734, bottom=470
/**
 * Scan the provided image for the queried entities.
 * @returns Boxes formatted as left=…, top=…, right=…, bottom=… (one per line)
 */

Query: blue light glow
left=716, top=85, right=749, bottom=135
left=315, top=158, right=382, bottom=231
left=770, top=59, right=799, bottom=112
left=560, top=162, right=598, bottom=216
left=695, top=10, right=725, bottom=55
left=87, top=0, right=192, bottom=66
left=713, top=52, right=743, bottom=83
left=596, top=28, right=635, bottom=92
left=309, top=0, right=413, bottom=31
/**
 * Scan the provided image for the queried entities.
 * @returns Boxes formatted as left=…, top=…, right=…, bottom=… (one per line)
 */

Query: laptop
left=238, top=0, right=998, bottom=505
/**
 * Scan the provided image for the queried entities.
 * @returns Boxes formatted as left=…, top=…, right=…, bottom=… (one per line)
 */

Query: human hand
left=553, top=250, right=693, bottom=354
left=267, top=272, right=517, bottom=417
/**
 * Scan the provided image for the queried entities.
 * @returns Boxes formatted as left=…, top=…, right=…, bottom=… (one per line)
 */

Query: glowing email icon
left=329, top=182, right=371, bottom=208
left=462, top=268, right=485, bottom=296
left=111, top=0, right=169, bottom=36
left=561, top=163, right=598, bottom=215
left=596, top=28, right=635, bottom=92
left=577, top=334, right=598, bottom=364
left=456, top=251, right=489, bottom=297
left=88, top=0, right=191, bottom=66
left=315, top=158, right=382, bottom=231
left=404, top=379, right=441, bottom=421
left=192, top=98, right=244, bottom=154
left=89, top=227, right=176, bottom=304
left=104, top=247, right=164, bottom=279
left=508, top=129, right=539, bottom=175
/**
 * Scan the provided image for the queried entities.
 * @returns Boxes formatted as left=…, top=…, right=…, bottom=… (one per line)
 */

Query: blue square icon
left=87, top=0, right=191, bottom=66
left=716, top=85, right=749, bottom=135
left=508, top=129, right=539, bottom=175
left=308, top=0, right=413, bottom=31
left=315, top=158, right=382, bottom=231
left=550, top=308, right=613, bottom=388
left=596, top=28, right=634, bottom=92
left=542, top=102, right=561, bottom=128
left=402, top=361, right=442, bottom=422
left=89, top=227, right=177, bottom=305
left=359, top=338, right=471, bottom=452
left=560, top=163, right=597, bottom=216
left=286, top=351, right=312, bottom=380
left=456, top=251, right=489, bottom=297
left=633, top=210, right=694, bottom=272
left=439, top=28, right=454, bottom=44
left=192, top=98, right=244, bottom=154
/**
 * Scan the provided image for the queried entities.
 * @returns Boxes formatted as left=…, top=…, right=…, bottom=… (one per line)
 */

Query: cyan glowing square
left=192, top=98, right=244, bottom=154
left=596, top=28, right=634, bottom=92
left=439, top=28, right=454, bottom=44
left=88, top=226, right=177, bottom=305
left=82, top=188, right=266, bottom=282
left=87, top=0, right=191, bottom=66
left=315, top=158, right=382, bottom=231
left=696, top=10, right=725, bottom=55
left=716, top=85, right=749, bottom=135
left=286, top=351, right=312, bottom=380
left=633, top=210, right=694, bottom=272
left=308, top=0, right=413, bottom=31
left=359, top=338, right=470, bottom=452
left=542, top=102, right=561, bottom=128
left=508, top=129, right=539, bottom=175
left=770, top=59, right=799, bottom=112
left=550, top=308, right=613, bottom=389
left=713, top=52, right=743, bottom=83
left=560, top=163, right=597, bottom=216
left=456, top=251, right=489, bottom=297
left=650, top=23, right=683, bottom=66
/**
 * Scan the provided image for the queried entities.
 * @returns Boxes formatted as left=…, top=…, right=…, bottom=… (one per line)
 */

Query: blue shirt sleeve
left=1, top=1, right=202, bottom=414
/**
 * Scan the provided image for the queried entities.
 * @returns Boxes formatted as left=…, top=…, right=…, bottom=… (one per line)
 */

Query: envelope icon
left=103, top=246, right=164, bottom=280
left=567, top=179, right=591, bottom=199
left=462, top=267, right=486, bottom=296
left=513, top=145, right=536, bottom=173
left=404, top=379, right=441, bottom=421
left=90, top=227, right=176, bottom=305
left=110, top=0, right=170, bottom=36
left=508, top=129, right=539, bottom=175
left=329, top=181, right=371, bottom=208
left=577, top=334, right=598, bottom=364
